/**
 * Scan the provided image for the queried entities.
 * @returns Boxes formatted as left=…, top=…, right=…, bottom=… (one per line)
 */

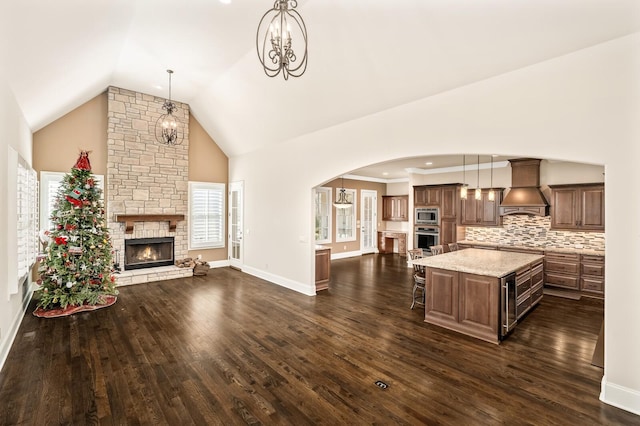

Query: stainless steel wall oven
left=415, top=226, right=440, bottom=255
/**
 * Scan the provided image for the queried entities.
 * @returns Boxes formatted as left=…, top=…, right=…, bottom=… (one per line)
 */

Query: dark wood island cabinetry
left=415, top=249, right=544, bottom=344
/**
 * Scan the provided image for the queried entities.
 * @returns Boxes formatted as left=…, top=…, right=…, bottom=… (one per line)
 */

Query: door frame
left=360, top=189, right=378, bottom=254
left=228, top=181, right=243, bottom=269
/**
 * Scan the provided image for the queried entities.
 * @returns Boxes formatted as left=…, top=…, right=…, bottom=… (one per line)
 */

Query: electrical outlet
left=343, top=245, right=347, bottom=250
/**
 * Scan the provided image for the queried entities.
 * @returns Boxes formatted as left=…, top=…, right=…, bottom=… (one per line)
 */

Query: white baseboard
left=0, top=288, right=34, bottom=374
left=207, top=259, right=230, bottom=268
left=601, top=375, right=640, bottom=416
left=242, top=265, right=316, bottom=296
left=331, top=250, right=362, bottom=260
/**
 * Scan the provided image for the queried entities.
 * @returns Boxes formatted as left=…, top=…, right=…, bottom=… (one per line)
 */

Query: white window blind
left=16, top=155, right=38, bottom=285
left=189, top=182, right=225, bottom=249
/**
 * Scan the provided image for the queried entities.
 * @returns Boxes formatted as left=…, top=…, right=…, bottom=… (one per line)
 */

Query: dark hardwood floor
left=1, top=254, right=638, bottom=425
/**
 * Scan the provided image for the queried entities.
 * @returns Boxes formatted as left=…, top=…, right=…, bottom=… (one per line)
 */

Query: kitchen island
left=413, top=248, right=544, bottom=344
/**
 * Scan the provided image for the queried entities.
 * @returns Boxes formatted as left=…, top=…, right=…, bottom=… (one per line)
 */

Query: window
left=189, top=182, right=225, bottom=249
left=335, top=188, right=356, bottom=242
left=40, top=171, right=104, bottom=231
left=315, top=187, right=332, bottom=243
left=15, top=152, right=38, bottom=288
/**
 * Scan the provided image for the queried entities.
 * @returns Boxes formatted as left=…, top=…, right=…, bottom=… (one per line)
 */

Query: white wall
left=0, top=75, right=34, bottom=372
left=231, top=33, right=640, bottom=414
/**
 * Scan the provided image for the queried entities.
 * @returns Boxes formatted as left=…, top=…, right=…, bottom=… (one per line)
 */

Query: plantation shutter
left=189, top=182, right=225, bottom=249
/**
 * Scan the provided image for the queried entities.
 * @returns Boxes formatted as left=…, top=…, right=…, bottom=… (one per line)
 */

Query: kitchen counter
left=457, top=240, right=604, bottom=256
left=414, top=248, right=544, bottom=344
left=413, top=248, right=544, bottom=278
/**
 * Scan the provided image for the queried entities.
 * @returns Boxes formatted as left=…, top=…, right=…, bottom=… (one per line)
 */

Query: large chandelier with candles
left=155, top=69, right=183, bottom=146
left=256, top=0, right=308, bottom=80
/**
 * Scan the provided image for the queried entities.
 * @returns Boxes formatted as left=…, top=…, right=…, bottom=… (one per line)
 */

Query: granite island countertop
left=413, top=248, right=545, bottom=278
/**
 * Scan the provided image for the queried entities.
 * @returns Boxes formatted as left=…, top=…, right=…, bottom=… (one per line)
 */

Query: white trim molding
left=601, top=376, right=640, bottom=416
left=331, top=250, right=362, bottom=260
left=242, top=265, right=316, bottom=296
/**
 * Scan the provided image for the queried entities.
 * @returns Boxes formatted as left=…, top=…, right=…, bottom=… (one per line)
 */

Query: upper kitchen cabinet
left=382, top=195, right=409, bottom=222
left=461, top=189, right=504, bottom=226
left=441, top=185, right=460, bottom=219
left=414, top=186, right=441, bottom=206
left=549, top=183, right=604, bottom=231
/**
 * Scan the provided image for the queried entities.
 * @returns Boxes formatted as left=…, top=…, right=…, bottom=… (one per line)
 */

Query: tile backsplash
left=464, top=215, right=605, bottom=250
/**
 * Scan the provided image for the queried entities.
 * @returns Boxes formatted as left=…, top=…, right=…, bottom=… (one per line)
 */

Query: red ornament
left=65, top=224, right=77, bottom=231
left=54, top=236, right=68, bottom=245
left=73, top=150, right=92, bottom=171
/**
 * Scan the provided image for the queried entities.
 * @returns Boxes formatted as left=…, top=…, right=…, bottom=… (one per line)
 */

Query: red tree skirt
left=33, top=295, right=117, bottom=318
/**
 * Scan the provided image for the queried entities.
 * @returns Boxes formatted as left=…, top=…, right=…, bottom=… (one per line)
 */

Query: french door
left=228, top=181, right=243, bottom=269
left=360, top=190, right=377, bottom=254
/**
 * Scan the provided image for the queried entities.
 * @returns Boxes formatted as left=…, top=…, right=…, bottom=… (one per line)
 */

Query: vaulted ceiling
left=3, top=0, right=640, bottom=159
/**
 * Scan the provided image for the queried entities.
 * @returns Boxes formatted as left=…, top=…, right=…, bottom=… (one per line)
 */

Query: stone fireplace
left=106, top=86, right=192, bottom=285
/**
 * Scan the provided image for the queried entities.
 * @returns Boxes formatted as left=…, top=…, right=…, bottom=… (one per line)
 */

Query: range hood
left=499, top=158, right=549, bottom=216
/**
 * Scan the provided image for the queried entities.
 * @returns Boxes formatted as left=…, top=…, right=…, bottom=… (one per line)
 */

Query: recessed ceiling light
left=382, top=172, right=389, bottom=176
left=153, top=85, right=163, bottom=90
left=425, top=162, right=433, bottom=166
left=492, top=154, right=499, bottom=157
left=219, top=0, right=231, bottom=3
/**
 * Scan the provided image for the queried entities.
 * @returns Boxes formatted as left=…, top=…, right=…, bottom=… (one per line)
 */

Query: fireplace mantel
left=115, top=214, right=185, bottom=234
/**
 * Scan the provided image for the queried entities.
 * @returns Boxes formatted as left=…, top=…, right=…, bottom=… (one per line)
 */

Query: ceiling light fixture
left=155, top=70, right=183, bottom=146
left=460, top=155, right=468, bottom=200
left=256, top=0, right=308, bottom=80
left=475, top=155, right=482, bottom=200
left=488, top=155, right=495, bottom=201
left=333, top=176, right=353, bottom=209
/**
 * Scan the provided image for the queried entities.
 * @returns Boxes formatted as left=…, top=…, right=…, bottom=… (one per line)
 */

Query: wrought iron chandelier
left=333, top=176, right=352, bottom=209
left=256, top=0, right=308, bottom=80
left=155, top=69, right=183, bottom=145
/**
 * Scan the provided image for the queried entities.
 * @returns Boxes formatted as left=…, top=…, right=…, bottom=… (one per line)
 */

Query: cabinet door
left=479, top=190, right=501, bottom=226
left=580, top=186, right=604, bottom=230
left=460, top=195, right=478, bottom=225
left=551, top=188, right=579, bottom=230
left=414, top=187, right=428, bottom=206
left=441, top=186, right=458, bottom=219
left=382, top=196, right=393, bottom=221
left=426, top=188, right=442, bottom=205
left=440, top=218, right=457, bottom=247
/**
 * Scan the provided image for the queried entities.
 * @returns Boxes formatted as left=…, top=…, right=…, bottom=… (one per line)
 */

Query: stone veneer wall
left=464, top=215, right=605, bottom=250
left=106, top=87, right=192, bottom=285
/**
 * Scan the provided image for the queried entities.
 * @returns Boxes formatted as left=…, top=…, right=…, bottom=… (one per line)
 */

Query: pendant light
left=460, top=155, right=468, bottom=200
left=155, top=70, right=183, bottom=145
left=334, top=176, right=352, bottom=209
left=475, top=155, right=482, bottom=200
left=256, top=0, right=308, bottom=80
left=488, top=156, right=495, bottom=201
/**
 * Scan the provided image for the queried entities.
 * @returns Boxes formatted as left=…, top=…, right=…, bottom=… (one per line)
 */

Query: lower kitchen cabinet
left=544, top=252, right=580, bottom=290
left=581, top=255, right=604, bottom=296
left=544, top=251, right=605, bottom=298
left=315, top=247, right=331, bottom=291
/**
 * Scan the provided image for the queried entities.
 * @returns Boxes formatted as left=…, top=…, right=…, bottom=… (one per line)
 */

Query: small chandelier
left=256, top=0, right=308, bottom=80
left=155, top=69, right=183, bottom=145
left=334, top=177, right=352, bottom=209
left=460, top=155, right=468, bottom=200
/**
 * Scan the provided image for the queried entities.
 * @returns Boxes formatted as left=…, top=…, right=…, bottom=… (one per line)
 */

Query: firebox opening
left=124, top=237, right=174, bottom=270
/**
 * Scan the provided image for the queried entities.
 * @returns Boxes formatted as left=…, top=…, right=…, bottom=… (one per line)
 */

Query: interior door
left=360, top=190, right=377, bottom=254
left=228, top=181, right=243, bottom=269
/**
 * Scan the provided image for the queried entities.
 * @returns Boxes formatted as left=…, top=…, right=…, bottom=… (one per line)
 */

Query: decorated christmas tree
left=36, top=151, right=118, bottom=313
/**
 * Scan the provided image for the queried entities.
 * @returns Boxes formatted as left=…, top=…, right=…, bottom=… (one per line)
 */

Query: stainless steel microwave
left=415, top=207, right=439, bottom=225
